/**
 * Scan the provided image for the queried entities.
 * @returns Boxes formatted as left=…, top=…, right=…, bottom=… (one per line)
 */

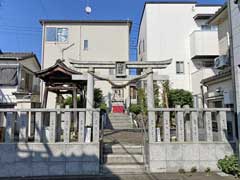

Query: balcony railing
left=190, top=30, right=219, bottom=59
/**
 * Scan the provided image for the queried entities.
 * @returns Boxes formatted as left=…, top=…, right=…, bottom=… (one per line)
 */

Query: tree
left=168, top=89, right=193, bottom=107
left=161, top=80, right=170, bottom=108
left=63, top=88, right=105, bottom=109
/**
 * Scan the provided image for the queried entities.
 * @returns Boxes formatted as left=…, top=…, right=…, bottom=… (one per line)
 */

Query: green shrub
left=99, top=103, right=107, bottom=112
left=168, top=89, right=193, bottom=107
left=218, top=155, right=240, bottom=177
left=178, top=168, right=186, bottom=174
left=129, top=104, right=142, bottom=115
left=190, top=166, right=197, bottom=173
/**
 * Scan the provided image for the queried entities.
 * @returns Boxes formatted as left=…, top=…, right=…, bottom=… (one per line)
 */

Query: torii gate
left=70, top=59, right=172, bottom=142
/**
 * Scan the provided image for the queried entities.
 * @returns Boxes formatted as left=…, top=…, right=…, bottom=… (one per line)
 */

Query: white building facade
left=138, top=1, right=221, bottom=107
left=40, top=20, right=132, bottom=111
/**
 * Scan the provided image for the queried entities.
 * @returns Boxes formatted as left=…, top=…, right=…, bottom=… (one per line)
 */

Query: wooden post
left=73, top=87, right=78, bottom=131
left=92, top=111, right=100, bottom=143
left=78, top=111, right=85, bottom=142
left=217, top=111, right=228, bottom=142
left=35, top=112, right=43, bottom=142
left=42, top=86, right=49, bottom=108
left=204, top=111, right=213, bottom=142
left=163, top=112, right=170, bottom=142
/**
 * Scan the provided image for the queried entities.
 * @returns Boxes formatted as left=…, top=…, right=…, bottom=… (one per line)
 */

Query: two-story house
left=201, top=4, right=233, bottom=109
left=0, top=51, right=41, bottom=109
left=137, top=1, right=221, bottom=107
left=40, top=20, right=132, bottom=112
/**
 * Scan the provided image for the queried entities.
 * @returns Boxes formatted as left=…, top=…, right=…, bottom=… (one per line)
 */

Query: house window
left=176, top=61, right=184, bottom=74
left=201, top=25, right=217, bottom=31
left=46, top=27, right=68, bottom=42
left=84, top=40, right=88, bottom=50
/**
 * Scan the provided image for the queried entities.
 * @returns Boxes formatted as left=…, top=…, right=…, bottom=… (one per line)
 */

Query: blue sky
left=0, top=0, right=224, bottom=63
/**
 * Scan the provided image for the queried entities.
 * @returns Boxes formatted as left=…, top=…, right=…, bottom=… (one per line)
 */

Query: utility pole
left=228, top=0, right=240, bottom=160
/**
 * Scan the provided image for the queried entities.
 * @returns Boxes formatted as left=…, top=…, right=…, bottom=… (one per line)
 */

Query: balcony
left=190, top=30, right=219, bottom=59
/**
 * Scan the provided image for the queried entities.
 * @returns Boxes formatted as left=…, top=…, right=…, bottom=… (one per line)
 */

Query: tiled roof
left=0, top=52, right=35, bottom=60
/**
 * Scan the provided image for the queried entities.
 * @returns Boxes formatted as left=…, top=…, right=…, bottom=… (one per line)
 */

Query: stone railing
left=146, top=108, right=236, bottom=172
left=0, top=108, right=101, bottom=177
left=0, top=108, right=100, bottom=143
left=148, top=108, right=235, bottom=143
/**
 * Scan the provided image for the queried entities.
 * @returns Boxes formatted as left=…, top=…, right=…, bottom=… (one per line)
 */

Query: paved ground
left=4, top=173, right=236, bottom=180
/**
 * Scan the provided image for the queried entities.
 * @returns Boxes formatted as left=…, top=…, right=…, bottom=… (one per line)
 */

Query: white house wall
left=138, top=3, right=220, bottom=91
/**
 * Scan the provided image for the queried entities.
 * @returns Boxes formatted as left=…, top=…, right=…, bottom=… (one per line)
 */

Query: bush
left=178, top=168, right=186, bottom=174
left=129, top=104, right=142, bottom=115
left=168, top=89, right=193, bottom=107
left=190, top=166, right=197, bottom=173
left=218, top=155, right=240, bottom=177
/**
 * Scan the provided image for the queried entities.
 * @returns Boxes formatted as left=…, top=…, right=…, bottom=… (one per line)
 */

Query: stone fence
left=146, top=108, right=236, bottom=173
left=0, top=108, right=100, bottom=177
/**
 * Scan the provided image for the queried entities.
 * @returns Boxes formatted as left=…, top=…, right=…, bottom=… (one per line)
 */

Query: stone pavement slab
left=3, top=173, right=236, bottom=180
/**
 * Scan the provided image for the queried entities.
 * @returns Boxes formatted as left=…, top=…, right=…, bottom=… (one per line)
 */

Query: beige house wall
left=41, top=22, right=131, bottom=108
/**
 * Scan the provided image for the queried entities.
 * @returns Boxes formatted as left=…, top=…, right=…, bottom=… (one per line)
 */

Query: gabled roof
left=0, top=51, right=40, bottom=69
left=36, top=59, right=82, bottom=83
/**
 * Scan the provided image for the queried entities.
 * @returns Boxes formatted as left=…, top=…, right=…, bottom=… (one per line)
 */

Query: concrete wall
left=0, top=143, right=99, bottom=177
left=218, top=18, right=230, bottom=56
left=138, top=3, right=220, bottom=91
left=148, top=142, right=235, bottom=172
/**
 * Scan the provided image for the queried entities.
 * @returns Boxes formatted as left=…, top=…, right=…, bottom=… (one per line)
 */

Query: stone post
left=190, top=111, right=199, bottom=142
left=49, top=112, right=57, bottom=143
left=86, top=67, right=94, bottom=126
left=176, top=105, right=184, bottom=142
left=204, top=111, right=213, bottom=142
left=35, top=112, right=43, bottom=142
left=183, top=105, right=191, bottom=141
left=217, top=111, right=228, bottom=142
left=5, top=112, right=15, bottom=143
left=19, top=111, right=28, bottom=142
left=147, top=68, right=156, bottom=143
left=163, top=112, right=170, bottom=142
left=93, top=111, right=100, bottom=143
left=64, top=106, right=71, bottom=143
left=78, top=111, right=85, bottom=142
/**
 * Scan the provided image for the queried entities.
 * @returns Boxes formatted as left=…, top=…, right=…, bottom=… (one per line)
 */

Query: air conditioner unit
left=214, top=55, right=229, bottom=69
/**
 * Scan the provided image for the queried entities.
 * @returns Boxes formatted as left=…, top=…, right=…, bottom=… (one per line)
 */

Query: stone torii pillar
left=146, top=67, right=156, bottom=143
left=86, top=67, right=94, bottom=126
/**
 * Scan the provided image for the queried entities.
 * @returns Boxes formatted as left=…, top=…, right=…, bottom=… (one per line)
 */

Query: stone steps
left=104, top=144, right=143, bottom=154
left=102, top=164, right=145, bottom=174
left=104, top=154, right=144, bottom=164
left=102, top=143, right=144, bottom=174
left=108, top=113, right=133, bottom=130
